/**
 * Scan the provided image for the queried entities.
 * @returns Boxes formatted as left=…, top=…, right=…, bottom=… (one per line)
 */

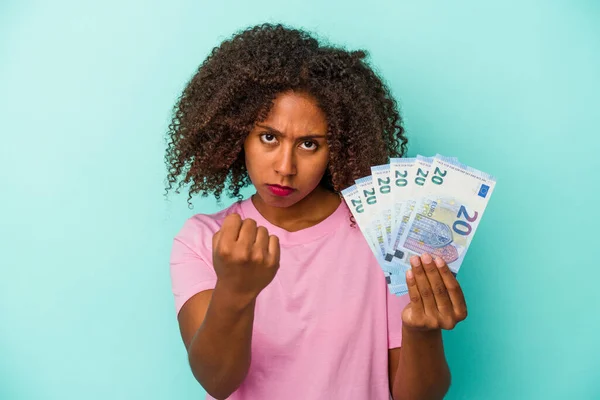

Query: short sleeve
left=169, top=219, right=218, bottom=315
left=387, top=292, right=411, bottom=349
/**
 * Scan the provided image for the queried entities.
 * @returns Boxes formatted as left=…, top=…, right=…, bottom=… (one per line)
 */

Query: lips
left=267, top=184, right=295, bottom=197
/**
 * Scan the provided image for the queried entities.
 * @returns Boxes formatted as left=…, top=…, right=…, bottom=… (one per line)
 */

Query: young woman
left=165, top=23, right=467, bottom=400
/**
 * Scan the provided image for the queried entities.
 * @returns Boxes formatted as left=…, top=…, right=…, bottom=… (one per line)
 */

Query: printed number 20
left=351, top=199, right=364, bottom=213
left=378, top=177, right=391, bottom=194
left=363, top=189, right=377, bottom=205
left=431, top=167, right=447, bottom=185
left=453, top=205, right=478, bottom=236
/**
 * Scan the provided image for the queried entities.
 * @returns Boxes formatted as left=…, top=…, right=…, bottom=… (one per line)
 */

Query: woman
left=165, top=23, right=467, bottom=400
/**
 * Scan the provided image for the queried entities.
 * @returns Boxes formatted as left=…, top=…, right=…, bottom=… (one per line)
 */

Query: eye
left=259, top=133, right=277, bottom=144
left=300, top=141, right=318, bottom=151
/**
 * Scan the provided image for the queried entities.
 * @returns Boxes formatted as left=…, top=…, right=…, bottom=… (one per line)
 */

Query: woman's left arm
left=390, top=253, right=468, bottom=400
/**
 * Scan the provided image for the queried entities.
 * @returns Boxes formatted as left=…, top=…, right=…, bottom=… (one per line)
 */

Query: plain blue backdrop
left=1, top=0, right=599, bottom=399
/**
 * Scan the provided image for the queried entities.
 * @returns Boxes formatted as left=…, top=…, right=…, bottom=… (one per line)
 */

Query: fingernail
left=421, top=253, right=432, bottom=264
left=410, top=256, right=421, bottom=267
left=435, top=257, right=445, bottom=268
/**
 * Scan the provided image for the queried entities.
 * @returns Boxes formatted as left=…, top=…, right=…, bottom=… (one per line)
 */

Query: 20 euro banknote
left=355, top=176, right=389, bottom=258
left=341, top=184, right=408, bottom=294
left=395, top=155, right=496, bottom=274
left=371, top=164, right=394, bottom=250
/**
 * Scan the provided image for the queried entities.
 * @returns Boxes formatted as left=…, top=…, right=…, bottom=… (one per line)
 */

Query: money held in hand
left=342, top=154, right=496, bottom=296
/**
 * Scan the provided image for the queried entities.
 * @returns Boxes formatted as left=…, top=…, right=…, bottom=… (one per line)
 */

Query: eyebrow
left=256, top=124, right=327, bottom=140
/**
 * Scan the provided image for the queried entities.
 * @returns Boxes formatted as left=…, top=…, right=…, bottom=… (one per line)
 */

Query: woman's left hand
left=402, top=253, right=468, bottom=332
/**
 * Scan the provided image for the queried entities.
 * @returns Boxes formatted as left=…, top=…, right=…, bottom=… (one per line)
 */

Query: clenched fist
left=212, top=213, right=280, bottom=303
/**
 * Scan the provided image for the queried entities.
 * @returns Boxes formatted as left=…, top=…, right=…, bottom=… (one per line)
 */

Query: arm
left=389, top=329, right=451, bottom=400
left=389, top=253, right=468, bottom=400
left=177, top=214, right=280, bottom=399
left=178, top=285, right=256, bottom=400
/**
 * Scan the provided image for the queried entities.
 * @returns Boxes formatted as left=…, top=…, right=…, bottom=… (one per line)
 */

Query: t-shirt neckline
left=239, top=195, right=349, bottom=246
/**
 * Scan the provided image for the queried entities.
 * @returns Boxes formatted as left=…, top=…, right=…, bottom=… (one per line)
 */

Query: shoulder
left=173, top=200, right=244, bottom=257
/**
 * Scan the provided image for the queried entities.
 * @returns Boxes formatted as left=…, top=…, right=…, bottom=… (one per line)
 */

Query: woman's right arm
left=177, top=213, right=280, bottom=399
left=178, top=284, right=256, bottom=400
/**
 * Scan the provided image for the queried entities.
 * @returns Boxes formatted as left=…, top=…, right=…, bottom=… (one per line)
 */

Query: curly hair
left=164, top=23, right=408, bottom=208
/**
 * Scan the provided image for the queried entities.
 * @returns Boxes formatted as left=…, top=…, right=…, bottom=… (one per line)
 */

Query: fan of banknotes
left=341, top=154, right=496, bottom=296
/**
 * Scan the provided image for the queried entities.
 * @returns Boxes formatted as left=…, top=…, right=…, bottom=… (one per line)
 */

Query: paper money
left=343, top=154, right=495, bottom=296
left=371, top=164, right=394, bottom=249
left=396, top=155, right=496, bottom=274
left=355, top=176, right=389, bottom=258
left=387, top=157, right=417, bottom=264
left=341, top=184, right=408, bottom=294
left=388, top=156, right=435, bottom=262
left=341, top=184, right=386, bottom=263
left=389, top=158, right=415, bottom=241
left=388, top=156, right=461, bottom=263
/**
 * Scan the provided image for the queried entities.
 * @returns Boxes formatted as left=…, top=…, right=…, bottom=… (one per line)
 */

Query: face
left=243, top=90, right=330, bottom=208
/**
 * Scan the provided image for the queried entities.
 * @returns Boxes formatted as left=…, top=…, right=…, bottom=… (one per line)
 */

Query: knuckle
left=242, top=248, right=253, bottom=261
left=226, top=213, right=241, bottom=222
left=268, top=261, right=280, bottom=271
left=420, top=287, right=433, bottom=298
left=433, top=283, right=447, bottom=296
left=265, top=253, right=276, bottom=265
left=410, top=294, right=421, bottom=303
left=232, top=248, right=250, bottom=263
left=426, top=319, right=439, bottom=330
left=423, top=262, right=436, bottom=272
left=439, top=265, right=451, bottom=274
left=217, top=244, right=231, bottom=257
left=446, top=282, right=459, bottom=292
left=251, top=250, right=265, bottom=264
left=456, top=308, right=468, bottom=320
left=441, top=319, right=455, bottom=330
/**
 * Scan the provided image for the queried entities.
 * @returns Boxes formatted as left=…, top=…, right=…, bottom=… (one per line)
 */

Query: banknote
left=371, top=164, right=394, bottom=249
left=341, top=184, right=408, bottom=294
left=389, top=158, right=415, bottom=244
left=341, top=184, right=386, bottom=263
left=385, top=270, right=408, bottom=294
left=355, top=176, right=389, bottom=257
left=386, top=156, right=434, bottom=269
left=387, top=158, right=417, bottom=265
left=387, top=156, right=461, bottom=265
left=354, top=176, right=408, bottom=289
left=343, top=154, right=495, bottom=296
left=395, top=155, right=496, bottom=274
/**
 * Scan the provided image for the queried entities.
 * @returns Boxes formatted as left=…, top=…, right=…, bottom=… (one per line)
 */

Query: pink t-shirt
left=170, top=197, right=410, bottom=400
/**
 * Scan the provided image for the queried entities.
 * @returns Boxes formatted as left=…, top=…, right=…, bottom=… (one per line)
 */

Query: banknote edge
left=390, top=157, right=417, bottom=165
left=355, top=175, right=374, bottom=185
left=340, top=184, right=358, bottom=196
left=371, top=164, right=391, bottom=172
left=434, top=154, right=497, bottom=183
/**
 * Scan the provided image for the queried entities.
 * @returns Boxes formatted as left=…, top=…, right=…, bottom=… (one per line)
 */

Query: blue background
left=1, top=0, right=599, bottom=398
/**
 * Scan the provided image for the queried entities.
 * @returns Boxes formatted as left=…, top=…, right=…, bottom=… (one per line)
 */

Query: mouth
left=266, top=184, right=295, bottom=197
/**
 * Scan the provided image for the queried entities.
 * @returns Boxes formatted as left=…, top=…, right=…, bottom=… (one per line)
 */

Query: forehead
left=261, top=91, right=328, bottom=135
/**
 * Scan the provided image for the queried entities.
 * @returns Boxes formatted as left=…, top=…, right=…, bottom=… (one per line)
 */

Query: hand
left=402, top=253, right=467, bottom=332
left=212, top=213, right=280, bottom=302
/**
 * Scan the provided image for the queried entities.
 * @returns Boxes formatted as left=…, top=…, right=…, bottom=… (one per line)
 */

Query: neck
left=251, top=186, right=341, bottom=232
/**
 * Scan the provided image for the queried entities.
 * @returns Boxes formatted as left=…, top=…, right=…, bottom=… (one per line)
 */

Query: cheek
left=243, top=141, right=257, bottom=168
left=243, top=143, right=255, bottom=178
left=243, top=141, right=268, bottom=181
left=305, top=152, right=330, bottom=181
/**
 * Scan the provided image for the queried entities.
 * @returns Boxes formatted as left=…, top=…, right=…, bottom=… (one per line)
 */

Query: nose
left=274, top=145, right=296, bottom=177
